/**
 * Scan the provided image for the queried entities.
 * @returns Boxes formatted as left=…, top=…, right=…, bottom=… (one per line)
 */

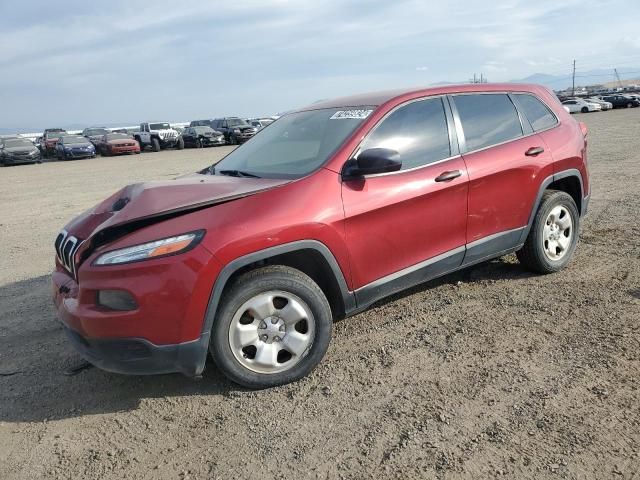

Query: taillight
left=579, top=121, right=588, bottom=138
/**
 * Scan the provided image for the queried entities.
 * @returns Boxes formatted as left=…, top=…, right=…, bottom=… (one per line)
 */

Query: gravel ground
left=0, top=111, right=638, bottom=479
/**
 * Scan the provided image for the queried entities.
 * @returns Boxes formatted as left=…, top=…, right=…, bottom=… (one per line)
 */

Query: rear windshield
left=63, top=136, right=88, bottom=144
left=211, top=107, right=374, bottom=179
left=4, top=139, right=33, bottom=148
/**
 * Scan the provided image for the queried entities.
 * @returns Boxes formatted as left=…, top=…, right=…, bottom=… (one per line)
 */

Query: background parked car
left=600, top=95, right=640, bottom=108
left=55, top=135, right=96, bottom=160
left=585, top=97, right=613, bottom=110
left=561, top=98, right=602, bottom=113
left=210, top=117, right=257, bottom=144
left=190, top=120, right=215, bottom=128
left=97, top=133, right=141, bottom=156
left=82, top=127, right=110, bottom=148
left=182, top=126, right=226, bottom=148
left=246, top=118, right=275, bottom=130
left=41, top=129, right=67, bottom=157
left=134, top=122, right=184, bottom=152
left=0, top=136, right=41, bottom=166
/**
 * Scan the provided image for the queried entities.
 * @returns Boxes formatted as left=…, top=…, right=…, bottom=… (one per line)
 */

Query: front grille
left=55, top=230, right=83, bottom=277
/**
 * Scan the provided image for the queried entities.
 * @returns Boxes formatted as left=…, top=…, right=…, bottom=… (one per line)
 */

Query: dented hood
left=64, top=173, right=290, bottom=241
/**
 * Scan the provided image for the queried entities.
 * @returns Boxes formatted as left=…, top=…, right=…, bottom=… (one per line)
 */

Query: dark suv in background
left=210, top=117, right=257, bottom=144
left=600, top=95, right=640, bottom=108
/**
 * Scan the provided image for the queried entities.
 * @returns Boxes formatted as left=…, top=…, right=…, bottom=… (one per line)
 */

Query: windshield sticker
left=330, top=109, right=373, bottom=120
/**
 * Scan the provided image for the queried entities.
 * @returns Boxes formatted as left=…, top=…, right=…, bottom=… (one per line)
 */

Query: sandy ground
left=0, top=112, right=638, bottom=479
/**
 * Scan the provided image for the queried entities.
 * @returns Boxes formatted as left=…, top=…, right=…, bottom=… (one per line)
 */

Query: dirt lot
left=1, top=112, right=639, bottom=479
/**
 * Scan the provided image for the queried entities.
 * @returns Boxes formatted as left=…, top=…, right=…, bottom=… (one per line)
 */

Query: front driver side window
left=359, top=97, right=451, bottom=171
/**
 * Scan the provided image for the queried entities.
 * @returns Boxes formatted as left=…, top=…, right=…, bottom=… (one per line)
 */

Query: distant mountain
left=430, top=67, right=640, bottom=91
left=510, top=67, right=640, bottom=90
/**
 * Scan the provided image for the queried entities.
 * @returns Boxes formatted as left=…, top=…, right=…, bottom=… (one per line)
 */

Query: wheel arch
left=519, top=169, right=585, bottom=244
left=200, top=240, right=356, bottom=338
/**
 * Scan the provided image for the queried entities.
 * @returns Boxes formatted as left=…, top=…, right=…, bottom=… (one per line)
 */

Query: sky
left=2, top=0, right=640, bottom=130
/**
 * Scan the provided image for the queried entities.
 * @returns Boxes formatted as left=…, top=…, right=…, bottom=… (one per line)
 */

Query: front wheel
left=581, top=106, right=589, bottom=113
left=627, top=103, right=633, bottom=108
left=517, top=190, right=580, bottom=274
left=210, top=266, right=332, bottom=389
left=177, top=137, right=184, bottom=150
left=151, top=137, right=161, bottom=152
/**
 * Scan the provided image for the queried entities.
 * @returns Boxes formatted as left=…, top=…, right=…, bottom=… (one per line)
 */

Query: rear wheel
left=210, top=266, right=332, bottom=389
left=517, top=190, right=580, bottom=274
left=151, top=137, right=161, bottom=152
left=135, top=138, right=144, bottom=152
left=627, top=102, right=633, bottom=108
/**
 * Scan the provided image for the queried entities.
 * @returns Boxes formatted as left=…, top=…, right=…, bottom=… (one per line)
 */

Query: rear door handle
left=525, top=146, right=544, bottom=156
left=435, top=170, right=462, bottom=182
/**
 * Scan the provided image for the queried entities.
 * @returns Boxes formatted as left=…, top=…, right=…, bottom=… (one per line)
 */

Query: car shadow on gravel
left=0, top=257, right=534, bottom=423
left=363, top=254, right=536, bottom=312
left=0, top=276, right=242, bottom=424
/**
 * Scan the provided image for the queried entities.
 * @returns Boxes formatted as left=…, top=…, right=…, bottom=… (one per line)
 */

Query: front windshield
left=227, top=118, right=249, bottom=127
left=106, top=133, right=131, bottom=140
left=63, top=136, right=88, bottom=144
left=150, top=123, right=171, bottom=130
left=212, top=107, right=374, bottom=179
left=4, top=139, right=33, bottom=148
left=86, top=128, right=109, bottom=136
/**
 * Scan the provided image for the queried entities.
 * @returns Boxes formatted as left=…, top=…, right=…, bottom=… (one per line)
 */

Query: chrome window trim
left=345, top=94, right=456, bottom=179
left=360, top=154, right=463, bottom=179
left=343, top=90, right=563, bottom=179
left=449, top=92, right=526, bottom=153
left=449, top=91, right=562, bottom=156
left=510, top=92, right=560, bottom=134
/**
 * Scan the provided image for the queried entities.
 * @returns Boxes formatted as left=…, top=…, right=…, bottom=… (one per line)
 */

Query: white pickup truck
left=134, top=122, right=184, bottom=152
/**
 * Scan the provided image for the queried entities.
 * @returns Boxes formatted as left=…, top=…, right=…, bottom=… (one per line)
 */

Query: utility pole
left=571, top=59, right=576, bottom=96
left=614, top=68, right=623, bottom=88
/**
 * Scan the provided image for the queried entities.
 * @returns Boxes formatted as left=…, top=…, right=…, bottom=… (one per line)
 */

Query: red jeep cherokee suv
left=52, top=84, right=589, bottom=388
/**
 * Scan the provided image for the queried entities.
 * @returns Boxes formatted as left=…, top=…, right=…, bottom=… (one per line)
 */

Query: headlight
left=233, top=128, right=241, bottom=134
left=94, top=230, right=205, bottom=265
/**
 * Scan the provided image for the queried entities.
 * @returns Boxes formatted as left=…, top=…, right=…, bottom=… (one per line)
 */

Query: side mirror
left=342, top=148, right=401, bottom=179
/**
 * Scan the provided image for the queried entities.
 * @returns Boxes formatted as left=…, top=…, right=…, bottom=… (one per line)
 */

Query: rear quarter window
left=453, top=94, right=523, bottom=151
left=513, top=94, right=558, bottom=132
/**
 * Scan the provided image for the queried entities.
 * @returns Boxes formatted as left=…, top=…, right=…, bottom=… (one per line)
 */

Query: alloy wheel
left=228, top=290, right=315, bottom=374
left=542, top=205, right=573, bottom=261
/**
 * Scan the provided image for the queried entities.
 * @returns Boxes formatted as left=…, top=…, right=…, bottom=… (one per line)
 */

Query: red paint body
left=96, top=135, right=142, bottom=155
left=52, top=83, right=589, bottom=365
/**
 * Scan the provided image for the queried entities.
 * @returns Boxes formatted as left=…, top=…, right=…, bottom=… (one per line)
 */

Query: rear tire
left=177, top=137, right=184, bottom=150
left=517, top=190, right=580, bottom=274
left=151, top=137, right=161, bottom=152
left=210, top=265, right=333, bottom=389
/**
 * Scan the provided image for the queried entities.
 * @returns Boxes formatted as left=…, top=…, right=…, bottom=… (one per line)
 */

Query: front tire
left=151, top=137, right=161, bottom=152
left=581, top=106, right=589, bottom=113
left=210, top=266, right=333, bottom=389
left=517, top=190, right=580, bottom=274
left=177, top=137, right=184, bottom=150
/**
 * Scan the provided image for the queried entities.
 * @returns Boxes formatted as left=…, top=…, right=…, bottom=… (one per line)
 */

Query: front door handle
left=435, top=170, right=462, bottom=182
left=525, top=146, right=544, bottom=156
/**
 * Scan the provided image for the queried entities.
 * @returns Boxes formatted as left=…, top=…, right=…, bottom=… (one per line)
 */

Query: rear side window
left=360, top=97, right=450, bottom=171
left=514, top=94, right=558, bottom=132
left=453, top=94, right=523, bottom=151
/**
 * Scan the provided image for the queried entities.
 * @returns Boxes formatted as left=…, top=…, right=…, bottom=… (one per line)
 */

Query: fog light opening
left=97, top=290, right=138, bottom=311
